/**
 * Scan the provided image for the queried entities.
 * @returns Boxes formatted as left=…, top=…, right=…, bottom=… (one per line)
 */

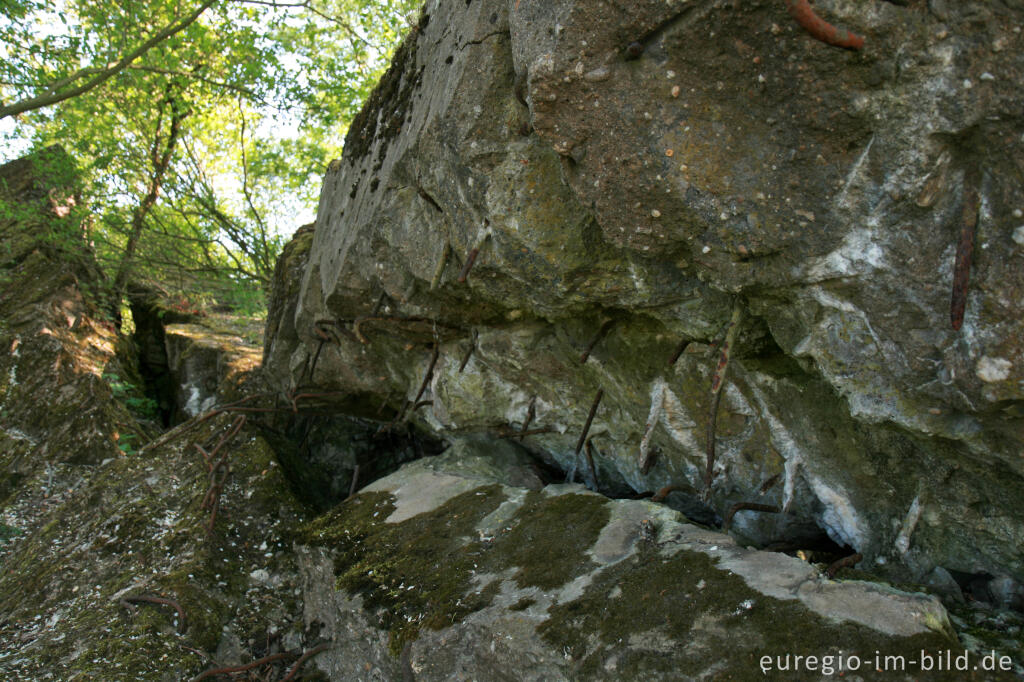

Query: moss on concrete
left=0, top=414, right=309, bottom=679
left=538, top=545, right=1002, bottom=680
left=300, top=486, right=506, bottom=655
left=484, top=491, right=609, bottom=590
left=299, top=486, right=612, bottom=656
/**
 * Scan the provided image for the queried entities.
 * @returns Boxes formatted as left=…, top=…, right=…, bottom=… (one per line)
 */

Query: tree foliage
left=0, top=0, right=418, bottom=312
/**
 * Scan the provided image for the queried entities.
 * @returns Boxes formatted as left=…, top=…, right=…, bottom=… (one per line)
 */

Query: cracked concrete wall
left=265, top=0, right=1024, bottom=591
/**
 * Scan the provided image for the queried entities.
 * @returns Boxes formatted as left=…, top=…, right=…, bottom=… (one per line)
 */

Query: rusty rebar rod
left=650, top=483, right=697, bottom=503
left=722, top=502, right=781, bottom=531
left=307, top=338, right=326, bottom=379
left=705, top=390, right=723, bottom=496
left=573, top=389, right=604, bottom=466
left=825, top=552, right=863, bottom=579
left=457, top=248, right=480, bottom=283
left=199, top=415, right=246, bottom=537
left=704, top=304, right=741, bottom=501
left=407, top=345, right=440, bottom=416
left=667, top=338, right=690, bottom=366
left=191, top=652, right=296, bottom=681
left=430, top=241, right=451, bottom=290
left=580, top=319, right=615, bottom=364
left=458, top=233, right=490, bottom=283
left=281, top=643, right=330, bottom=682
left=121, top=594, right=187, bottom=634
left=951, top=165, right=980, bottom=331
left=371, top=291, right=387, bottom=316
left=519, top=396, right=536, bottom=441
left=785, top=0, right=864, bottom=50
left=347, top=465, right=360, bottom=500
left=584, top=438, right=598, bottom=487
left=458, top=330, right=477, bottom=373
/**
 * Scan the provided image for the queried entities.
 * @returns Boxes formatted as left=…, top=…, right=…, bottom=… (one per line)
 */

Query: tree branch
left=113, top=87, right=190, bottom=299
left=0, top=0, right=218, bottom=119
left=236, top=98, right=268, bottom=239
left=228, top=0, right=379, bottom=50
left=128, top=64, right=259, bottom=99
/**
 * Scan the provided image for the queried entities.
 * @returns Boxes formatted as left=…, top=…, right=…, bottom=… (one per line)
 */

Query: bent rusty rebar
left=722, top=502, right=781, bottom=531
left=785, top=0, right=864, bottom=50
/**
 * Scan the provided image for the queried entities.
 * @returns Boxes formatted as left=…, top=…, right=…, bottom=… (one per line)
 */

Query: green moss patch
left=300, top=487, right=612, bottom=655
left=0, top=414, right=309, bottom=678
left=539, top=547, right=995, bottom=680
left=510, top=597, right=536, bottom=611
left=301, top=487, right=506, bottom=654
left=484, top=491, right=610, bottom=590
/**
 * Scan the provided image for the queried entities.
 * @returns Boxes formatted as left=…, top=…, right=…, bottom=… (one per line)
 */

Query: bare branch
left=228, top=0, right=379, bottom=50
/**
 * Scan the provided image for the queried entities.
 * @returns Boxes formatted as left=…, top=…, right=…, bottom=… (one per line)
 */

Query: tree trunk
left=112, top=94, right=189, bottom=311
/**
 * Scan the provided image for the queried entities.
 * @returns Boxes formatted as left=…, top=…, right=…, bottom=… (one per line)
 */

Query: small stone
left=980, top=72, right=996, bottom=81
left=925, top=567, right=964, bottom=603
left=1013, top=225, right=1024, bottom=247
left=701, top=245, right=711, bottom=254
left=989, top=576, right=1024, bottom=609
left=671, top=85, right=680, bottom=97
left=651, top=209, right=661, bottom=218
left=249, top=568, right=271, bottom=584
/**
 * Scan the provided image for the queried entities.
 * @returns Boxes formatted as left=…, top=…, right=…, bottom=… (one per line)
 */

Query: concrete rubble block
left=264, top=0, right=1024, bottom=588
left=298, top=452, right=1006, bottom=681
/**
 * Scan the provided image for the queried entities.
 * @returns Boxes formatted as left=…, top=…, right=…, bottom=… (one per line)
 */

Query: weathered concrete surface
left=0, top=411, right=314, bottom=680
left=0, top=150, right=316, bottom=679
left=165, top=322, right=263, bottom=421
left=0, top=146, right=131, bottom=471
left=297, top=451, right=1007, bottom=681
left=0, top=146, right=152, bottom=560
left=264, top=0, right=1024, bottom=593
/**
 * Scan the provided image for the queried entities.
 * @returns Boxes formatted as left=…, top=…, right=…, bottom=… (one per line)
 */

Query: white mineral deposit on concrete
left=894, top=495, right=923, bottom=555
left=976, top=356, right=1012, bottom=383
left=659, top=384, right=701, bottom=476
left=807, top=477, right=867, bottom=550
left=836, top=134, right=875, bottom=208
left=806, top=228, right=886, bottom=281
left=638, top=379, right=667, bottom=467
